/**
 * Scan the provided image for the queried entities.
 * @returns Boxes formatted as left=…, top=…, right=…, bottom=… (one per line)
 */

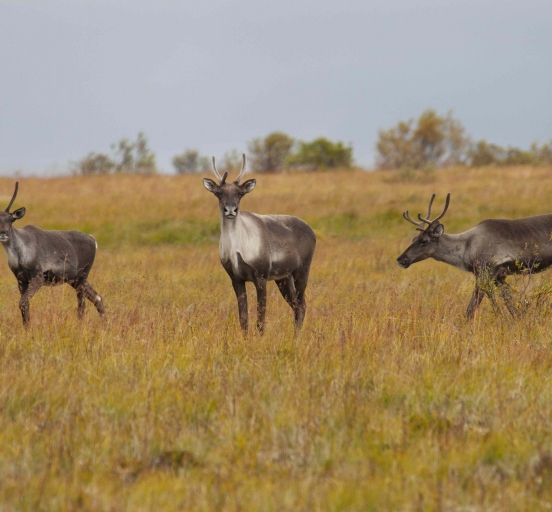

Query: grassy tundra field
left=1, top=167, right=552, bottom=511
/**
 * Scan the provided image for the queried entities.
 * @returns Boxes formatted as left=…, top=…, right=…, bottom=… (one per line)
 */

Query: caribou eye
left=419, top=240, right=428, bottom=247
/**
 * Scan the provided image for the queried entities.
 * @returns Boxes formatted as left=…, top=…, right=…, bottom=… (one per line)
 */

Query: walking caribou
left=0, top=182, right=105, bottom=326
left=203, top=154, right=316, bottom=334
left=397, top=193, right=552, bottom=318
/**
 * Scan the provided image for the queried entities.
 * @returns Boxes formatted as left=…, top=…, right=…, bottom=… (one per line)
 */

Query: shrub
left=503, top=147, right=534, bottom=166
left=74, top=133, right=157, bottom=175
left=468, top=140, right=504, bottom=167
left=288, top=137, right=353, bottom=171
left=247, top=132, right=295, bottom=173
left=376, top=109, right=469, bottom=170
left=73, top=152, right=114, bottom=175
left=112, top=132, right=157, bottom=175
left=531, top=140, right=552, bottom=165
left=467, top=140, right=552, bottom=167
left=375, top=121, right=417, bottom=170
left=172, top=149, right=210, bottom=174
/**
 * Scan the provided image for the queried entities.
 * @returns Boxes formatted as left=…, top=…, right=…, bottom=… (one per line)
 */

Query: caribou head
left=397, top=193, right=451, bottom=269
left=203, top=154, right=256, bottom=219
left=0, top=182, right=26, bottom=243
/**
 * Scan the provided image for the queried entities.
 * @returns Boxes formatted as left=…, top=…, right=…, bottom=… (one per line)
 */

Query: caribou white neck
left=219, top=209, right=244, bottom=240
left=1, top=226, right=26, bottom=270
left=218, top=210, right=263, bottom=271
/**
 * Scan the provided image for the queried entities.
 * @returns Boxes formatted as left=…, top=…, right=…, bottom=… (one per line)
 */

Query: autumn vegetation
left=73, top=111, right=552, bottom=178
left=74, top=132, right=354, bottom=176
left=376, top=109, right=552, bottom=171
left=1, top=166, right=552, bottom=510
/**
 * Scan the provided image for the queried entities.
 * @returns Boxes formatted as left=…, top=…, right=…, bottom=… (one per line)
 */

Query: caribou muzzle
left=0, top=232, right=9, bottom=243
left=397, top=255, right=411, bottom=269
left=224, top=205, right=238, bottom=219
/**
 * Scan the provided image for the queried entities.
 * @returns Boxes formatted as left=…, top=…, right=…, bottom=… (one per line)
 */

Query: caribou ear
left=11, top=207, right=25, bottom=220
left=240, top=179, right=256, bottom=195
left=431, top=223, right=444, bottom=238
left=203, top=178, right=218, bottom=194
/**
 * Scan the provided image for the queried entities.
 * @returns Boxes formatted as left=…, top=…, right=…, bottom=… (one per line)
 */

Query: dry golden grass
left=1, top=167, right=552, bottom=510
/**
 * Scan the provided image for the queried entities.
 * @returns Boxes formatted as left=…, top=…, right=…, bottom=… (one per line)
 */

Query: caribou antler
left=416, top=194, right=436, bottom=225
left=417, top=193, right=450, bottom=225
left=403, top=210, right=424, bottom=229
left=235, top=153, right=246, bottom=184
left=403, top=194, right=435, bottom=228
left=431, top=193, right=451, bottom=223
left=5, top=182, right=18, bottom=213
left=403, top=193, right=451, bottom=230
left=211, top=156, right=224, bottom=182
left=212, top=154, right=245, bottom=184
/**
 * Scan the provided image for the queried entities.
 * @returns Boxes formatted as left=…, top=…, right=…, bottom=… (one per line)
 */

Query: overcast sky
left=1, top=0, right=551, bottom=175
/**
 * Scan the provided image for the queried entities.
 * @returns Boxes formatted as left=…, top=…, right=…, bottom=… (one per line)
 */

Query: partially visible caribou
left=203, top=154, right=316, bottom=334
left=0, top=182, right=105, bottom=326
left=397, top=193, right=552, bottom=318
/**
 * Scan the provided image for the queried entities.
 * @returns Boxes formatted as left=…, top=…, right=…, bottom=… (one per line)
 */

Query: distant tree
left=376, top=121, right=417, bottom=170
left=467, top=140, right=537, bottom=167
left=503, top=147, right=534, bottom=166
left=413, top=109, right=447, bottom=167
left=112, top=138, right=134, bottom=174
left=466, top=139, right=552, bottom=167
left=112, top=132, right=157, bottom=174
left=376, top=109, right=469, bottom=170
left=442, top=114, right=470, bottom=167
left=248, top=131, right=295, bottom=173
left=73, top=132, right=157, bottom=175
left=468, top=140, right=502, bottom=167
left=221, top=149, right=244, bottom=175
left=172, top=149, right=210, bottom=174
left=288, top=137, right=353, bottom=171
left=134, top=132, right=157, bottom=174
left=73, top=152, right=114, bottom=175
left=531, top=140, right=552, bottom=165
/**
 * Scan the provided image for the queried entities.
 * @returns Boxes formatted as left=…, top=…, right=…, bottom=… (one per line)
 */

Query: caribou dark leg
left=499, top=284, right=518, bottom=317
left=466, top=284, right=484, bottom=319
left=19, top=274, right=44, bottom=327
left=82, top=280, right=106, bottom=317
left=275, top=277, right=297, bottom=311
left=496, top=276, right=518, bottom=317
left=483, top=268, right=516, bottom=317
left=292, top=264, right=311, bottom=329
left=71, top=279, right=103, bottom=319
left=276, top=277, right=300, bottom=330
left=231, top=279, right=248, bottom=334
left=254, top=277, right=267, bottom=334
left=77, top=286, right=86, bottom=319
left=70, top=279, right=85, bottom=319
left=485, top=289, right=501, bottom=313
left=17, top=280, right=29, bottom=323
